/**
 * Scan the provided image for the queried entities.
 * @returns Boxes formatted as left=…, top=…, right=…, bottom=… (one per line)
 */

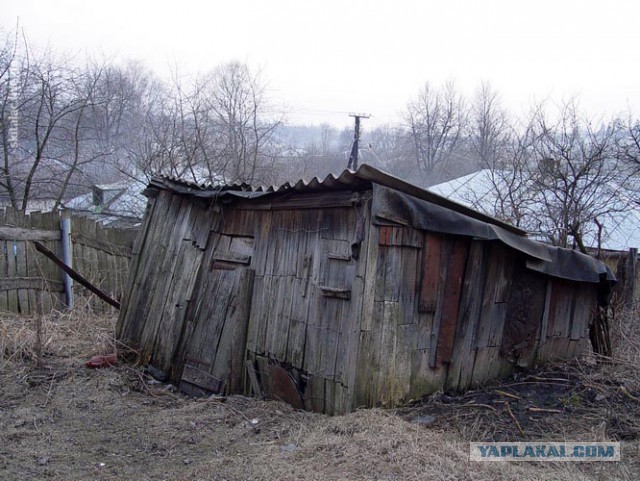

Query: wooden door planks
left=446, top=241, right=487, bottom=390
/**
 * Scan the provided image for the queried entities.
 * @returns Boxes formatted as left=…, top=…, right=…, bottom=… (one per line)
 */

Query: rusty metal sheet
left=268, top=364, right=304, bottom=410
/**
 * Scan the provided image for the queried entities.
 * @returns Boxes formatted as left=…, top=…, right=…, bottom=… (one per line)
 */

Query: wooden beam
left=0, top=277, right=64, bottom=292
left=0, top=226, right=60, bottom=241
left=32, top=240, right=121, bottom=309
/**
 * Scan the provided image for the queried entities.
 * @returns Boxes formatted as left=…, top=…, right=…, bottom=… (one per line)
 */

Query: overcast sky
left=2, top=0, right=639, bottom=128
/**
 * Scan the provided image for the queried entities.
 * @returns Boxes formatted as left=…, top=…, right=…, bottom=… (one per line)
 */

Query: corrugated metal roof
left=150, top=165, right=527, bottom=236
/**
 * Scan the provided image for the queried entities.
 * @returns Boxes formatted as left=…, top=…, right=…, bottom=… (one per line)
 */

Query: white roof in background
left=429, top=169, right=640, bottom=252
left=64, top=179, right=147, bottom=219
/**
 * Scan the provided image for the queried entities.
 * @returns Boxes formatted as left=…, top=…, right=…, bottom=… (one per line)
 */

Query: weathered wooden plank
left=317, top=296, right=342, bottom=381
left=116, top=192, right=160, bottom=342
left=471, top=346, right=512, bottom=386
left=151, top=241, right=205, bottom=371
left=446, top=241, right=487, bottom=390
left=245, top=275, right=265, bottom=354
left=319, top=286, right=351, bottom=299
left=548, top=279, right=574, bottom=338
left=178, top=265, right=236, bottom=379
left=0, top=240, right=7, bottom=311
left=378, top=225, right=423, bottom=248
left=137, top=194, right=190, bottom=354
left=210, top=268, right=255, bottom=394
left=534, top=278, right=553, bottom=360
left=251, top=210, right=273, bottom=277
left=475, top=244, right=515, bottom=348
left=435, top=236, right=470, bottom=366
left=258, top=276, right=278, bottom=356
left=220, top=208, right=257, bottom=237
left=304, top=375, right=325, bottom=413
left=340, top=204, right=371, bottom=413
left=571, top=284, right=596, bottom=341
left=376, top=245, right=403, bottom=302
left=392, top=315, right=417, bottom=402
left=0, top=226, right=60, bottom=241
left=213, top=252, right=251, bottom=265
left=5, top=240, right=19, bottom=312
left=354, top=222, right=381, bottom=407
left=376, top=300, right=399, bottom=406
left=320, top=208, right=353, bottom=241
left=285, top=229, right=317, bottom=366
left=0, top=277, right=64, bottom=292
left=302, top=286, right=322, bottom=375
left=265, top=275, right=295, bottom=360
left=501, top=267, right=547, bottom=367
left=419, top=232, right=443, bottom=313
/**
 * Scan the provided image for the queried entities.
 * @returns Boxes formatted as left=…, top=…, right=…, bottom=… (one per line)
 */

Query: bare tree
left=527, top=101, right=629, bottom=251
left=202, top=62, right=282, bottom=184
left=470, top=82, right=510, bottom=168
left=405, top=81, right=468, bottom=176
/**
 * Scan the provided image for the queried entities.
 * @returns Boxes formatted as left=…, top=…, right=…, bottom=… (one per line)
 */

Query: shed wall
left=352, top=225, right=598, bottom=409
left=117, top=189, right=599, bottom=415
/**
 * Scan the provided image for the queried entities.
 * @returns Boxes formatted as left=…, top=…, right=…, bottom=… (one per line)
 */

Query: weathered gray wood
left=571, top=284, right=596, bottom=341
left=446, top=241, right=487, bottom=390
left=137, top=194, right=189, bottom=356
left=152, top=240, right=204, bottom=370
left=0, top=240, right=7, bottom=310
left=211, top=268, right=255, bottom=393
left=0, top=226, right=60, bottom=241
left=428, top=237, right=453, bottom=368
left=0, top=277, right=63, bottom=292
left=245, top=358, right=262, bottom=397
left=501, top=267, right=547, bottom=368
left=319, top=286, right=351, bottom=299
left=471, top=244, right=516, bottom=384
left=535, top=279, right=553, bottom=361
left=6, top=240, right=18, bottom=312
left=625, top=247, right=637, bottom=309
left=213, top=252, right=251, bottom=265
left=353, top=221, right=381, bottom=407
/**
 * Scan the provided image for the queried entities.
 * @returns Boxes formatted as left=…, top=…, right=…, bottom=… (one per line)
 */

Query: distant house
left=116, top=165, right=614, bottom=414
left=429, top=169, right=640, bottom=254
left=63, top=180, right=147, bottom=228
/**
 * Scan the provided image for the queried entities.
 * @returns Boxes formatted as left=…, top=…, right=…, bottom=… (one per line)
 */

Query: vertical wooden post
left=60, top=210, right=74, bottom=309
left=625, top=247, right=637, bottom=310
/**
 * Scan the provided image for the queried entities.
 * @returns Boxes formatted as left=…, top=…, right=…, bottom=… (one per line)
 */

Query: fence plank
left=5, top=240, right=19, bottom=312
left=15, top=240, right=30, bottom=314
left=0, top=240, right=8, bottom=311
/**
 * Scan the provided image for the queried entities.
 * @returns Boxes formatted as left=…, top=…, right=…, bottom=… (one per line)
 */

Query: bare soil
left=1, top=309, right=639, bottom=481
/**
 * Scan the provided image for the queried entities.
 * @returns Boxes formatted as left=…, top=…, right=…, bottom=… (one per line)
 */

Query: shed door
left=178, top=235, right=255, bottom=396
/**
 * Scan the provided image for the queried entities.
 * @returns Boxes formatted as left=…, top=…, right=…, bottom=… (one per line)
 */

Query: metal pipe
left=60, top=210, right=74, bottom=309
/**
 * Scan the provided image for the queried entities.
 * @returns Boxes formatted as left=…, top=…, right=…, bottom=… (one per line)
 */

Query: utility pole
left=347, top=112, right=370, bottom=170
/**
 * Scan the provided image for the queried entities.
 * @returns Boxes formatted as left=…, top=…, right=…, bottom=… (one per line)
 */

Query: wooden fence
left=0, top=208, right=138, bottom=315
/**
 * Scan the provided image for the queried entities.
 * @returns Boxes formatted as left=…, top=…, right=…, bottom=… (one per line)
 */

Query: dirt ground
left=1, top=308, right=639, bottom=481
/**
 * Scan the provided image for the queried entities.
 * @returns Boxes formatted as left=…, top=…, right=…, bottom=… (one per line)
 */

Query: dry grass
left=0, top=296, right=115, bottom=369
left=0, top=300, right=639, bottom=481
left=607, top=303, right=640, bottom=390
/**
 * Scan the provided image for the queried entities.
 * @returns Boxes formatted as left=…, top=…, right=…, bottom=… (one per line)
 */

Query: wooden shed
left=116, top=165, right=613, bottom=414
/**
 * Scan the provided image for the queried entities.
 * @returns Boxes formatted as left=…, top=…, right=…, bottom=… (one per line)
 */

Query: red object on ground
left=85, top=353, right=117, bottom=368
